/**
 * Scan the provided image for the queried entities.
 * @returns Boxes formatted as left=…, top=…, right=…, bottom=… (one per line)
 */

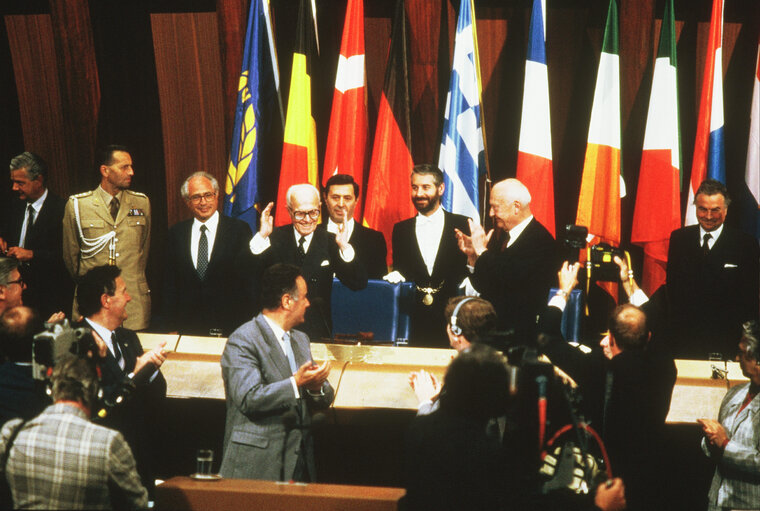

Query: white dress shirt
left=190, top=211, right=219, bottom=268
left=85, top=317, right=159, bottom=381
left=415, top=206, right=446, bottom=275
left=250, top=226, right=355, bottom=261
left=262, top=314, right=300, bottom=398
left=505, top=214, right=533, bottom=248
left=18, top=188, right=48, bottom=248
left=699, top=223, right=723, bottom=250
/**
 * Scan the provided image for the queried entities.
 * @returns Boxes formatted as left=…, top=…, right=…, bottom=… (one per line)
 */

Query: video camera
left=31, top=320, right=100, bottom=382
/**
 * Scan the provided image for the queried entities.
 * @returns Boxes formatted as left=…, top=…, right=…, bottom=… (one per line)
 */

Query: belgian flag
left=275, top=0, right=319, bottom=226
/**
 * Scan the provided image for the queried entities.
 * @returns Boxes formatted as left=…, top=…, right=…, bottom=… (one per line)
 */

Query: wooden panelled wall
left=1, top=0, right=758, bottom=319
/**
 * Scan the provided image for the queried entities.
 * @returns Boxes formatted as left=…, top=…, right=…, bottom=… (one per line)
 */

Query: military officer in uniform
left=62, top=145, right=151, bottom=330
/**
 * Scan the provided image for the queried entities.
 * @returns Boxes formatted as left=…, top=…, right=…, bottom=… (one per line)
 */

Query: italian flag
left=631, top=0, right=681, bottom=295
left=576, top=0, right=623, bottom=247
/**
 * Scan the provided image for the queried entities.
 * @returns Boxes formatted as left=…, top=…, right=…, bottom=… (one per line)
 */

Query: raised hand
left=259, top=202, right=275, bottom=238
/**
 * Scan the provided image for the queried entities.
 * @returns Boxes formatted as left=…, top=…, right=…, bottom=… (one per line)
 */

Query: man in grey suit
left=220, top=263, right=334, bottom=482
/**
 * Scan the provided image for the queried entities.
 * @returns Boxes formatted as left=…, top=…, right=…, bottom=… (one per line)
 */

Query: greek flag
left=438, top=0, right=486, bottom=222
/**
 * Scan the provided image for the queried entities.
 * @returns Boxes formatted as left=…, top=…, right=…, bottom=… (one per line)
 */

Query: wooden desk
left=156, top=476, right=405, bottom=511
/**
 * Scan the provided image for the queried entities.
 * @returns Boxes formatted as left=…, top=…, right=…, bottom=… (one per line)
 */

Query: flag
left=322, top=0, right=368, bottom=219
left=742, top=36, right=760, bottom=238
left=363, top=0, right=415, bottom=264
left=275, top=0, right=319, bottom=226
left=224, top=0, right=278, bottom=232
left=438, top=0, right=486, bottom=223
left=685, top=0, right=724, bottom=225
left=576, top=0, right=623, bottom=248
left=516, top=0, right=555, bottom=237
left=631, top=0, right=681, bottom=295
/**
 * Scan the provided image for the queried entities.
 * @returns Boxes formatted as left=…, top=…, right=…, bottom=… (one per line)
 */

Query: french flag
left=685, top=0, right=724, bottom=226
left=516, top=0, right=555, bottom=237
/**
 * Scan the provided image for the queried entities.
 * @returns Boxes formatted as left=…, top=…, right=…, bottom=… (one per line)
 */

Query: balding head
left=609, top=304, right=648, bottom=352
left=489, top=178, right=532, bottom=231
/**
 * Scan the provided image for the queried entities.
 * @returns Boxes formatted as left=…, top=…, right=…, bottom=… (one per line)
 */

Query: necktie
left=197, top=225, right=209, bottom=279
left=110, top=197, right=120, bottom=221
left=702, top=233, right=712, bottom=257
left=283, top=331, right=298, bottom=374
left=111, top=332, right=124, bottom=370
left=20, top=204, right=35, bottom=248
left=500, top=230, right=511, bottom=252
left=296, top=236, right=306, bottom=265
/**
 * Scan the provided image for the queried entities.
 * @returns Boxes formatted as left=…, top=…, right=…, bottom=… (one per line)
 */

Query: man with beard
left=387, top=164, right=470, bottom=347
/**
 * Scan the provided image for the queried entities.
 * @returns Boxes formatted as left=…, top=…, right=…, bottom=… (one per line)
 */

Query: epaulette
left=125, top=190, right=148, bottom=198
left=71, top=191, right=93, bottom=199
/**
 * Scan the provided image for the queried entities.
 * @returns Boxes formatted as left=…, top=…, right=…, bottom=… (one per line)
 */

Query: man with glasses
left=0, top=258, right=25, bottom=316
left=161, top=172, right=254, bottom=336
left=62, top=145, right=152, bottom=330
left=251, top=184, right=367, bottom=339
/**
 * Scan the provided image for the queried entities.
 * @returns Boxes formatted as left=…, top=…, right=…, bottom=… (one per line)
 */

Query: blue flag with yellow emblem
left=224, top=0, right=279, bottom=231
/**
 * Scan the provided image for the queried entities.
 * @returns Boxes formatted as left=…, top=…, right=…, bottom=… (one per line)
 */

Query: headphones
left=450, top=297, right=475, bottom=336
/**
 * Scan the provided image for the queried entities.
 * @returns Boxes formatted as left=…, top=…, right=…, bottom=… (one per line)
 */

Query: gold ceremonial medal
left=422, top=293, right=433, bottom=306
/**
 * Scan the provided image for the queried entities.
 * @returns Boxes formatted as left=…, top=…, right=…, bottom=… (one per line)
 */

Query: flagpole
left=470, top=0, right=491, bottom=225
left=262, top=0, right=285, bottom=129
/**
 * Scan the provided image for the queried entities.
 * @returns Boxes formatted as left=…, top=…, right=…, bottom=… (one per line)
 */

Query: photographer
left=537, top=262, right=676, bottom=510
left=0, top=357, right=147, bottom=509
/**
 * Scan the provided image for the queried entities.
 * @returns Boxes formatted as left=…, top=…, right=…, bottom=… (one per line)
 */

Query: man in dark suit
left=250, top=184, right=367, bottom=340
left=322, top=174, right=387, bottom=279
left=389, top=164, right=470, bottom=348
left=220, top=263, right=334, bottom=481
left=457, top=178, right=558, bottom=344
left=162, top=172, right=254, bottom=336
left=666, top=179, right=760, bottom=359
left=538, top=261, right=676, bottom=511
left=0, top=152, right=71, bottom=319
left=75, top=265, right=166, bottom=498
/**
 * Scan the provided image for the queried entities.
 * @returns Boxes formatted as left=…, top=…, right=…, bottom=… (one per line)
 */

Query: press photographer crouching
left=0, top=356, right=148, bottom=509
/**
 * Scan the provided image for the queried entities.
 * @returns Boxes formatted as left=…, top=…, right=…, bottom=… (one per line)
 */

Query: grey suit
left=219, top=314, right=334, bottom=481
left=702, top=383, right=760, bottom=510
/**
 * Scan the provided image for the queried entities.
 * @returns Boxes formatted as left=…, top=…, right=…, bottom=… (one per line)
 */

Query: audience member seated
left=409, top=296, right=497, bottom=415
left=0, top=306, right=49, bottom=426
left=538, top=261, right=676, bottom=510
left=0, top=357, right=147, bottom=510
left=404, top=344, right=510, bottom=511
left=699, top=320, right=760, bottom=511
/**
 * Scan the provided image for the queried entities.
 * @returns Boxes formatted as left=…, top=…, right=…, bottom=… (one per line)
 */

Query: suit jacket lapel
left=430, top=211, right=451, bottom=281
left=255, top=315, right=293, bottom=380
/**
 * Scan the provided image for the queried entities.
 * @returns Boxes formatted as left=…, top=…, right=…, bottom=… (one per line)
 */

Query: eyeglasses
left=188, top=192, right=216, bottom=204
left=5, top=277, right=24, bottom=287
left=292, top=209, right=320, bottom=221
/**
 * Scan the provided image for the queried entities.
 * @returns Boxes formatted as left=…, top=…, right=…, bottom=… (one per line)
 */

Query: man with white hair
left=457, top=178, right=557, bottom=342
left=251, top=184, right=367, bottom=339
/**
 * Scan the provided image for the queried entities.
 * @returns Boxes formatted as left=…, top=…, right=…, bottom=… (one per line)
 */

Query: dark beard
left=413, top=196, right=441, bottom=215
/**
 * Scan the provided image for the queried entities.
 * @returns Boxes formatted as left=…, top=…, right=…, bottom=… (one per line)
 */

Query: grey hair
left=10, top=152, right=47, bottom=183
left=286, top=183, right=320, bottom=209
left=180, top=171, right=220, bottom=199
left=741, top=320, right=760, bottom=363
left=0, top=257, right=20, bottom=286
left=501, top=178, right=532, bottom=206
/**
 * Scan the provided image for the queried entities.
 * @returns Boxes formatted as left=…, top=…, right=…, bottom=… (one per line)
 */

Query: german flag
left=362, top=0, right=415, bottom=265
left=275, top=0, right=319, bottom=226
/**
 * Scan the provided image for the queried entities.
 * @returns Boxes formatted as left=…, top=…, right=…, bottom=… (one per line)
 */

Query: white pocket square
left=724, top=263, right=738, bottom=268
left=321, top=259, right=330, bottom=267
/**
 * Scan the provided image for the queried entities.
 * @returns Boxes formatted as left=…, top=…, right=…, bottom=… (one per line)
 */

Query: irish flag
left=275, top=0, right=319, bottom=226
left=516, top=0, right=555, bottom=237
left=576, top=0, right=623, bottom=247
left=631, top=0, right=681, bottom=295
